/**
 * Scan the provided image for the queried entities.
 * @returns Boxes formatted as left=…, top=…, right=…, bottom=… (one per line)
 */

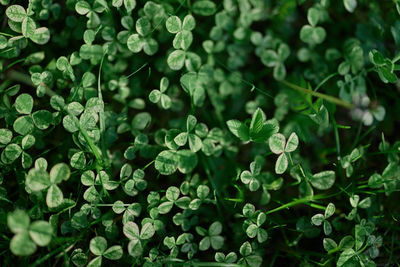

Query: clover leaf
left=127, top=17, right=158, bottom=55
left=26, top=163, right=70, bottom=208
left=227, top=108, right=279, bottom=143
left=311, top=203, right=335, bottom=235
left=245, top=213, right=268, bottom=243
left=7, top=210, right=52, bottom=256
left=174, top=115, right=203, bottom=152
left=238, top=241, right=262, bottom=267
left=269, top=132, right=298, bottom=174
left=88, top=236, right=123, bottom=266
left=196, top=221, right=224, bottom=251
left=149, top=77, right=172, bottom=109
left=123, top=221, right=155, bottom=257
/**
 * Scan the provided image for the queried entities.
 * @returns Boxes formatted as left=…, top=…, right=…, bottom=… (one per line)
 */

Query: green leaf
left=379, top=66, right=398, bottom=83
left=188, top=134, right=202, bottom=152
left=6, top=5, right=27, bottom=22
left=0, top=36, right=7, bottom=49
left=26, top=168, right=51, bottom=191
left=323, top=221, right=332, bottom=235
left=136, top=17, right=151, bottom=36
left=311, top=214, right=324, bottom=226
left=127, top=238, right=142, bottom=257
left=21, top=134, right=35, bottom=149
left=257, top=213, right=266, bottom=225
left=28, top=221, right=52, bottom=246
left=193, top=0, right=217, bottom=16
left=285, top=132, right=298, bottom=152
left=257, top=228, right=268, bottom=243
left=10, top=231, right=37, bottom=256
left=166, top=16, right=182, bottom=34
left=324, top=203, right=335, bottom=218
left=275, top=153, right=288, bottom=174
left=124, top=0, right=136, bottom=13
left=3, top=143, right=22, bottom=163
left=70, top=151, right=86, bottom=170
left=149, top=90, right=161, bottom=103
left=343, top=0, right=357, bottom=13
left=46, top=184, right=64, bottom=208
left=71, top=249, right=88, bottom=266
left=310, top=170, right=335, bottom=190
left=22, top=17, right=36, bottom=38
left=50, top=163, right=70, bottom=184
left=269, top=133, right=285, bottom=154
left=273, top=63, right=287, bottom=81
left=174, top=30, right=193, bottom=50
left=132, top=112, right=151, bottom=130
left=167, top=50, right=186, bottom=70
left=323, top=238, right=338, bottom=251
left=13, top=116, right=34, bottom=135
left=7, top=210, right=30, bottom=233
left=307, top=8, right=320, bottom=27
left=87, top=256, right=102, bottom=267
left=75, top=1, right=91, bottom=15
left=158, top=201, right=174, bottom=214
left=62, top=115, right=78, bottom=133
left=199, top=236, right=211, bottom=250
left=32, top=110, right=53, bottom=130
left=90, top=236, right=107, bottom=256
left=0, top=129, right=12, bottom=145
left=249, top=108, right=265, bottom=137
left=358, top=197, right=371, bottom=209
left=174, top=132, right=188, bottom=146
left=261, top=50, right=279, bottom=67
left=182, top=15, right=196, bottom=31
left=166, top=186, right=180, bottom=201
left=123, top=221, right=140, bottom=239
left=339, top=236, right=355, bottom=250
left=79, top=44, right=103, bottom=63
left=15, top=93, right=33, bottom=114
left=177, top=149, right=198, bottom=173
left=300, top=25, right=326, bottom=45
left=31, top=27, right=51, bottom=45
left=246, top=224, right=258, bottom=241
left=337, top=249, right=356, bottom=266
left=155, top=150, right=179, bottom=175
left=239, top=241, right=252, bottom=256
left=211, top=235, right=224, bottom=249
left=140, top=222, right=155, bottom=239
left=197, top=185, right=210, bottom=199
left=209, top=221, right=222, bottom=236
left=252, top=119, right=279, bottom=143
left=226, top=120, right=249, bottom=142
left=103, top=245, right=123, bottom=260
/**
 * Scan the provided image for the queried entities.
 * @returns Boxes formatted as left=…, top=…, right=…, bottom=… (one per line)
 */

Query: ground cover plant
left=1, top=0, right=400, bottom=266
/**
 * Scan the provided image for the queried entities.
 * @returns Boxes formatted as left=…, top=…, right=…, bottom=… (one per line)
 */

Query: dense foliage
left=1, top=0, right=400, bottom=266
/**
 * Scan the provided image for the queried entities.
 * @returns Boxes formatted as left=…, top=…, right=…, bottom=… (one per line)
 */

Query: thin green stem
left=330, top=112, right=341, bottom=159
left=65, top=110, right=103, bottom=168
left=125, top=62, right=148, bottom=79
left=98, top=54, right=109, bottom=169
left=142, top=160, right=155, bottom=170
left=350, top=120, right=363, bottom=151
left=314, top=72, right=338, bottom=92
left=265, top=194, right=327, bottom=215
left=0, top=32, right=15, bottom=37
left=392, top=52, right=400, bottom=64
left=281, top=80, right=354, bottom=109
left=4, top=58, right=26, bottom=71
left=199, top=153, right=225, bottom=222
